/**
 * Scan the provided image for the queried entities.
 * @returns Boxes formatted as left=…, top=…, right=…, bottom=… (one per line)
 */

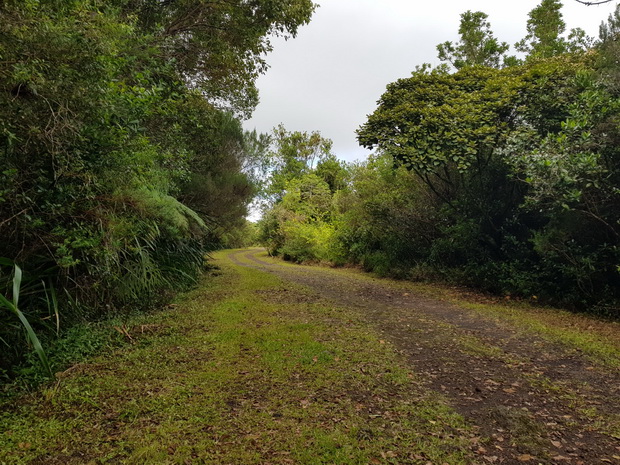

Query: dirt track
left=228, top=249, right=620, bottom=465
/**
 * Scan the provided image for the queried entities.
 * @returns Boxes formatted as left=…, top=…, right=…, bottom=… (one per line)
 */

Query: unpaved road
left=229, top=249, right=620, bottom=465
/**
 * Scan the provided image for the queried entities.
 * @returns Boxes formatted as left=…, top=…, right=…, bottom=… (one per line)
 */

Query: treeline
left=0, top=0, right=315, bottom=378
left=259, top=1, right=620, bottom=316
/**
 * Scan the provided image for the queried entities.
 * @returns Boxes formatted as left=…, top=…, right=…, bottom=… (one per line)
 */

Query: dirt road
left=229, top=249, right=620, bottom=465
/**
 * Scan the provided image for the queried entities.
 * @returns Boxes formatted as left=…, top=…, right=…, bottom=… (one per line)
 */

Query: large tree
left=115, top=0, right=317, bottom=117
left=0, top=0, right=316, bottom=374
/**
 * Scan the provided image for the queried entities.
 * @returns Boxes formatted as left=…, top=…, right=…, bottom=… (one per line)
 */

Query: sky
left=244, top=0, right=620, bottom=164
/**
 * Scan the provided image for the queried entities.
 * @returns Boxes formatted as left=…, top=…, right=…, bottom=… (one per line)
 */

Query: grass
left=457, top=301, right=620, bottom=369
left=0, top=250, right=475, bottom=465
left=0, top=262, right=52, bottom=377
left=255, top=249, right=620, bottom=444
left=258, top=250, right=620, bottom=370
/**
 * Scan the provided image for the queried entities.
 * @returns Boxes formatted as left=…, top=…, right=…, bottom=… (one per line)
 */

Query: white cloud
left=245, top=0, right=619, bottom=163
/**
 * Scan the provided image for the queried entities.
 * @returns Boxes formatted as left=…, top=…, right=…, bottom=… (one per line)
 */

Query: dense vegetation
left=259, top=1, right=620, bottom=317
left=3, top=0, right=620, bottom=383
left=0, top=0, right=315, bottom=379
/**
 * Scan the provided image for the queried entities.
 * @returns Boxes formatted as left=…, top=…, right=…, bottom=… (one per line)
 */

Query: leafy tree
left=357, top=59, right=586, bottom=199
left=315, top=155, right=349, bottom=193
left=597, top=5, right=620, bottom=92
left=114, top=0, right=317, bottom=117
left=437, top=11, right=510, bottom=69
left=257, top=126, right=346, bottom=263
left=265, top=125, right=334, bottom=202
left=516, top=0, right=567, bottom=58
left=259, top=173, right=336, bottom=262
left=332, top=155, right=438, bottom=276
left=516, top=0, right=592, bottom=59
left=356, top=56, right=602, bottom=307
left=510, top=81, right=620, bottom=309
left=257, top=0, right=620, bottom=314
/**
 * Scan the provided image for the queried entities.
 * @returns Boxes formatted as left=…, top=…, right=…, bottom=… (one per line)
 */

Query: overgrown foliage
left=259, top=1, right=620, bottom=316
left=0, top=0, right=314, bottom=377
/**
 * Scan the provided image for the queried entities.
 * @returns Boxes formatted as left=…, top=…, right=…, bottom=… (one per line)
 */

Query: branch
left=0, top=208, right=29, bottom=229
left=574, top=0, right=614, bottom=5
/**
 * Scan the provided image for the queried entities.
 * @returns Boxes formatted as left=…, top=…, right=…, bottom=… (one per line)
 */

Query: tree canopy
left=259, top=1, right=620, bottom=317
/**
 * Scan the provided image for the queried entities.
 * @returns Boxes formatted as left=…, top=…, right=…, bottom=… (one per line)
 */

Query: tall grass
left=0, top=259, right=52, bottom=377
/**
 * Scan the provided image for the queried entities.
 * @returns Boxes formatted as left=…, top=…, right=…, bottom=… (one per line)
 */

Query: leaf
left=0, top=265, right=52, bottom=376
left=13, top=264, right=22, bottom=308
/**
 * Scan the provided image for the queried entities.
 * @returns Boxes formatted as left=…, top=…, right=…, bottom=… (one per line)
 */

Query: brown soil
left=228, top=249, right=620, bottom=465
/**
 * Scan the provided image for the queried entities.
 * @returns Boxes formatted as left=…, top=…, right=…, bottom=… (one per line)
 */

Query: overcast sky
left=245, top=0, right=619, bottom=163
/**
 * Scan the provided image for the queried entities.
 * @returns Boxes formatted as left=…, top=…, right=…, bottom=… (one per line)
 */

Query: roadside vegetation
left=253, top=250, right=620, bottom=371
left=2, top=3, right=620, bottom=454
left=258, top=1, right=620, bottom=319
left=0, top=0, right=313, bottom=379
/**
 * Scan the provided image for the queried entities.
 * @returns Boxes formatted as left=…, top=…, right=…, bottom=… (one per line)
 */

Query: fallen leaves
left=517, top=454, right=534, bottom=462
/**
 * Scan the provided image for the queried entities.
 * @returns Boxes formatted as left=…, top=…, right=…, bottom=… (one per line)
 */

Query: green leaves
left=357, top=66, right=512, bottom=183
left=125, top=0, right=317, bottom=117
left=437, top=10, right=510, bottom=70
left=0, top=261, right=52, bottom=377
left=1, top=0, right=316, bottom=376
left=265, top=125, right=335, bottom=203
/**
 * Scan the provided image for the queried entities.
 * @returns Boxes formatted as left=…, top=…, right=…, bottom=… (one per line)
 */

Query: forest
left=258, top=1, right=620, bottom=317
left=1, top=0, right=619, bottom=383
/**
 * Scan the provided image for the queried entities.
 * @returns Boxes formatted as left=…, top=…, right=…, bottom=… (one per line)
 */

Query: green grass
left=458, top=301, right=620, bottom=369
left=0, top=250, right=475, bottom=465
left=259, top=249, right=620, bottom=370
left=256, top=249, right=620, bottom=444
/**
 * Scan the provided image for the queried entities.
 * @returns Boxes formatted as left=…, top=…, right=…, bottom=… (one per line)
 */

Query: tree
left=357, top=58, right=586, bottom=201
left=510, top=82, right=620, bottom=309
left=265, top=125, right=334, bottom=202
left=0, top=0, right=317, bottom=375
left=597, top=5, right=620, bottom=92
left=357, top=56, right=592, bottom=295
left=116, top=0, right=317, bottom=117
left=516, top=0, right=592, bottom=59
left=437, top=11, right=510, bottom=69
left=315, top=155, right=349, bottom=193
left=516, top=0, right=567, bottom=57
left=257, top=125, right=348, bottom=263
